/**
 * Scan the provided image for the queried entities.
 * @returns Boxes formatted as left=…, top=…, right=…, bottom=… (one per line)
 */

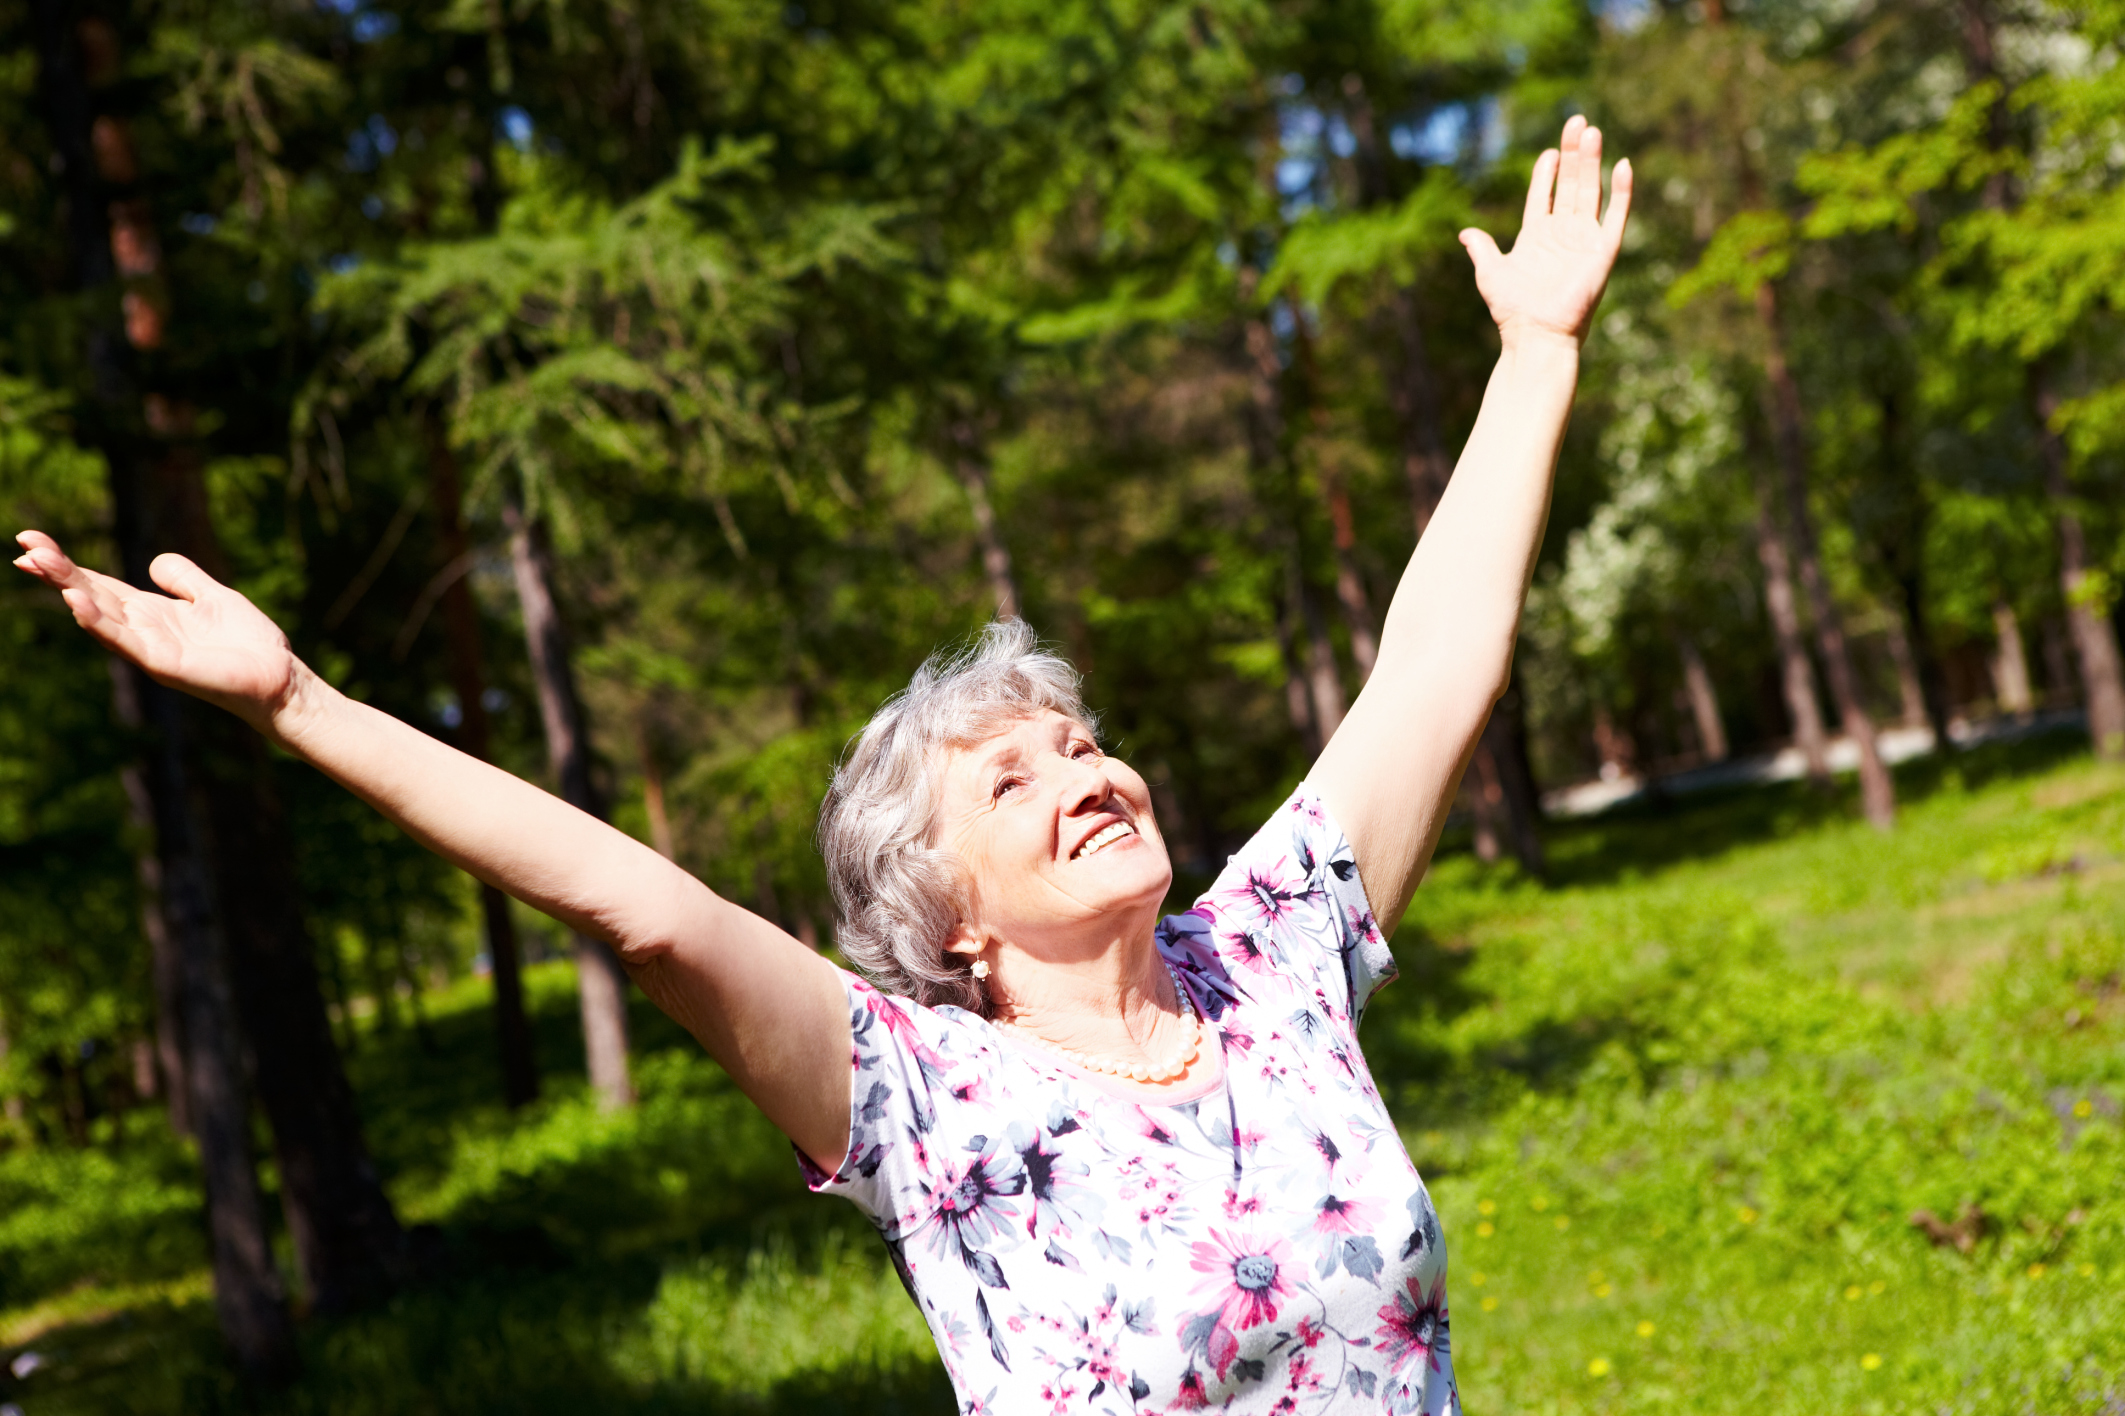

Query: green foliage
left=1264, top=171, right=1474, bottom=309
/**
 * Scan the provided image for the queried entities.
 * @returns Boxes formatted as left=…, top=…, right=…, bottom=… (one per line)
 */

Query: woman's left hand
left=1459, top=115, right=1632, bottom=350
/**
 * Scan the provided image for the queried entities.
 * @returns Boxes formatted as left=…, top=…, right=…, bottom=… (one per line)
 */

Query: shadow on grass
left=11, top=1268, right=953, bottom=1416
left=1528, top=724, right=2094, bottom=893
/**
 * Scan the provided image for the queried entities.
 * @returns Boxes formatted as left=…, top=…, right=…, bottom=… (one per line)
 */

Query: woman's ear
left=942, top=921, right=986, bottom=961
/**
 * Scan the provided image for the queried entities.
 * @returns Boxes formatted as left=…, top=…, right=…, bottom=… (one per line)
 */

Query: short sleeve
left=1184, top=784, right=1397, bottom=1029
left=798, top=970, right=957, bottom=1233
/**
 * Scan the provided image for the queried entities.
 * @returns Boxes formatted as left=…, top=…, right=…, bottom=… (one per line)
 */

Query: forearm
left=1310, top=333, right=1580, bottom=925
left=1372, top=331, right=1579, bottom=711
left=267, top=663, right=708, bottom=961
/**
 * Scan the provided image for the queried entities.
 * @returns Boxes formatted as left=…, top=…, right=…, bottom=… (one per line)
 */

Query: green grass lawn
left=2, top=730, right=2119, bottom=1413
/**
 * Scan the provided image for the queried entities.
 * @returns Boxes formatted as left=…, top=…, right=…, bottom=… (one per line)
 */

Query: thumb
left=149, top=552, right=221, bottom=604
left=1459, top=228, right=1503, bottom=276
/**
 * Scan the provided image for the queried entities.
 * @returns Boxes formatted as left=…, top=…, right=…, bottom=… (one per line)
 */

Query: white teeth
left=1075, top=821, right=1135, bottom=859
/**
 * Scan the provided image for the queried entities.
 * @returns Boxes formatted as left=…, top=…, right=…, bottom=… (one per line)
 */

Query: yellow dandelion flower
left=1477, top=1222, right=1495, bottom=1238
left=1555, top=1215, right=1572, bottom=1231
left=1595, top=1283, right=1613, bottom=1298
left=1868, top=1280, right=1885, bottom=1295
left=1636, top=1320, right=1656, bottom=1338
left=1860, top=1354, right=1882, bottom=1372
left=1532, top=1197, right=1550, bottom=1212
left=1588, top=1269, right=1604, bottom=1283
left=2027, top=1262, right=2047, bottom=1279
left=1471, top=1271, right=1487, bottom=1286
left=2080, top=1263, right=2097, bottom=1278
left=1587, top=1358, right=1611, bottom=1377
left=1478, top=1199, right=1497, bottom=1216
left=1481, top=1296, right=1499, bottom=1312
left=2073, top=1098, right=2093, bottom=1119
left=1736, top=1205, right=1758, bottom=1225
left=1844, top=1285, right=1862, bottom=1301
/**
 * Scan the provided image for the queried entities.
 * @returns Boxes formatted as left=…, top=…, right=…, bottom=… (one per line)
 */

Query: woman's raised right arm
left=13, top=530, right=853, bottom=1170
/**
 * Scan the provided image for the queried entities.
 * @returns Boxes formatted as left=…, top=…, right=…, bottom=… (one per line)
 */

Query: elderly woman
left=16, top=119, right=1627, bottom=1413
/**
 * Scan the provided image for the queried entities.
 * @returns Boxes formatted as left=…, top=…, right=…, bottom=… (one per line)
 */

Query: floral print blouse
left=800, top=786, right=1457, bottom=1414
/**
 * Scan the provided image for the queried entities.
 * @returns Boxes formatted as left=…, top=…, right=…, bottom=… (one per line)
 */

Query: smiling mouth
left=1073, top=821, right=1137, bottom=859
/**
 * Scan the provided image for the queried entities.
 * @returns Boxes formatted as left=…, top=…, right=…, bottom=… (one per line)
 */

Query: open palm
left=1461, top=116, right=1632, bottom=347
left=14, top=531, right=298, bottom=729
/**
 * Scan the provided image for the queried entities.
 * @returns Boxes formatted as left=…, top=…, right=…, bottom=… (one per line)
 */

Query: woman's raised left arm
left=1309, top=116, right=1631, bottom=931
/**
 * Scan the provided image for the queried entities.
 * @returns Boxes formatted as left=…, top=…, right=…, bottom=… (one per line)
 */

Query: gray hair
left=820, top=618, right=1093, bottom=1013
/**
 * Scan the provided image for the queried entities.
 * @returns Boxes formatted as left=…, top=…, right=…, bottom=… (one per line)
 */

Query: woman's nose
left=1059, top=756, right=1108, bottom=815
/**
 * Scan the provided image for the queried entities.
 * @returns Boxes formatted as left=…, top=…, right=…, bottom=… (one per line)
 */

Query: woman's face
left=935, top=709, right=1174, bottom=958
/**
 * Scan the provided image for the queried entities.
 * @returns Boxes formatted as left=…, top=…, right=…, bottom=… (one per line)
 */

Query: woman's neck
left=986, top=924, right=1184, bottom=1060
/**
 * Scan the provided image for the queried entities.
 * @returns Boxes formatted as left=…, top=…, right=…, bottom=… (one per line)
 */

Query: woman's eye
left=1071, top=742, right=1099, bottom=760
left=992, top=775, right=1025, bottom=800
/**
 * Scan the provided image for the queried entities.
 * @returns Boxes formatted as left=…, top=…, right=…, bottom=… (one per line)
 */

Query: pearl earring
left=971, top=959, right=991, bottom=980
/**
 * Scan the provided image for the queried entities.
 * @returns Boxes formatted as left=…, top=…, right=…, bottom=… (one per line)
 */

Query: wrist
left=1497, top=324, right=1584, bottom=361
left=260, top=659, right=341, bottom=755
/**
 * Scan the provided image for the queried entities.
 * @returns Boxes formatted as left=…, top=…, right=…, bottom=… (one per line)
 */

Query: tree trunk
left=1894, top=568, right=1958, bottom=753
left=426, top=420, right=539, bottom=1109
left=949, top=425, right=1021, bottom=622
left=1869, top=386, right=1958, bottom=752
left=639, top=722, right=678, bottom=861
left=1386, top=289, right=1455, bottom=541
left=1277, top=583, right=1323, bottom=758
left=1991, top=600, right=2035, bottom=717
left=2041, top=617, right=2074, bottom=707
left=1296, top=563, right=1347, bottom=742
left=1880, top=610, right=1930, bottom=729
left=2032, top=376, right=2125, bottom=759
left=1466, top=748, right=1506, bottom=864
left=36, top=0, right=297, bottom=1370
left=0, top=1004, right=21, bottom=1126
left=1483, top=682, right=1546, bottom=878
left=111, top=659, right=189, bottom=1136
left=1758, top=284, right=1894, bottom=828
left=1752, top=458, right=1831, bottom=787
left=1321, top=468, right=1379, bottom=680
left=502, top=495, right=634, bottom=1109
left=138, top=681, right=296, bottom=1377
left=1675, top=631, right=1730, bottom=763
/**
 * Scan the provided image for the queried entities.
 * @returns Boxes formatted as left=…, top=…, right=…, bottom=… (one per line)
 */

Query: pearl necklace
left=1003, top=963, right=1204, bottom=1084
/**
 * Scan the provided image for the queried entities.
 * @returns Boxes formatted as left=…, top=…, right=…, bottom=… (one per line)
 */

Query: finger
left=1522, top=148, right=1559, bottom=228
left=1459, top=227, right=1504, bottom=277
left=60, top=583, right=154, bottom=665
left=1554, top=122, right=1585, bottom=221
left=1602, top=157, right=1635, bottom=249
left=149, top=552, right=221, bottom=604
left=12, top=531, right=84, bottom=588
left=1576, top=126, right=1605, bottom=218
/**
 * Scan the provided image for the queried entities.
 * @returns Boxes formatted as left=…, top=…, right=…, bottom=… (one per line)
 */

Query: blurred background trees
left=5, top=0, right=2125, bottom=1376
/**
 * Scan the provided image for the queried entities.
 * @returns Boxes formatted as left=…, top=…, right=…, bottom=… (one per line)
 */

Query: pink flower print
left=922, top=1133, right=1027, bottom=1285
left=1289, top=793, right=1327, bottom=825
left=1313, top=1193, right=1381, bottom=1236
left=1213, top=855, right=1309, bottom=946
left=1344, top=900, right=1381, bottom=948
left=1229, top=928, right=1277, bottom=976
left=1173, top=1369, right=1210, bottom=1409
left=1008, top=1120, right=1101, bottom=1241
left=1377, top=1271, right=1451, bottom=1377
left=1189, top=1229, right=1295, bottom=1332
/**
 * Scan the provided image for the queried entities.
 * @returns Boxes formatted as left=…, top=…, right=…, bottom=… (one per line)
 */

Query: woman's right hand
left=13, top=531, right=303, bottom=735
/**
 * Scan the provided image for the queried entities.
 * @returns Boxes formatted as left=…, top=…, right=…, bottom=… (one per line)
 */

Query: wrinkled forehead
left=931, top=708, right=1094, bottom=800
